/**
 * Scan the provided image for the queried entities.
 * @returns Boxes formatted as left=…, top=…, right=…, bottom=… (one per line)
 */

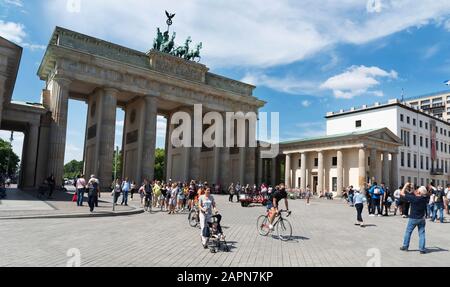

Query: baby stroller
left=207, top=214, right=230, bottom=253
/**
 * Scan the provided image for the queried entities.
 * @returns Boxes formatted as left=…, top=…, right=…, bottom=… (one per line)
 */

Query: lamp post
left=113, top=146, right=119, bottom=211
left=6, top=131, right=14, bottom=181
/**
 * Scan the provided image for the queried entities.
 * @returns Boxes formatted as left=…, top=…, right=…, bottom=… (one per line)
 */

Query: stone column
left=271, top=157, right=277, bottom=186
left=370, top=148, right=378, bottom=183
left=22, top=124, right=40, bottom=188
left=239, top=147, right=247, bottom=185
left=285, top=153, right=292, bottom=188
left=47, top=77, right=71, bottom=186
left=141, top=96, right=158, bottom=182
left=382, top=151, right=390, bottom=188
left=358, top=148, right=367, bottom=192
left=390, top=152, right=399, bottom=191
left=0, top=75, right=6, bottom=121
left=337, top=150, right=344, bottom=196
left=318, top=151, right=324, bottom=195
left=213, top=146, right=221, bottom=185
left=97, top=88, right=118, bottom=191
left=300, top=153, right=307, bottom=190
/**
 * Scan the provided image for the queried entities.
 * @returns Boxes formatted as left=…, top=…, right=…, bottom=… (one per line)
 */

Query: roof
left=404, top=90, right=450, bottom=102
left=280, top=128, right=403, bottom=147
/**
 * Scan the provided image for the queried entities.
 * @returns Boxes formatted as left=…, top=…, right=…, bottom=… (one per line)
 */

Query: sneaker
left=378, top=214, right=383, bottom=217
left=400, top=246, right=408, bottom=252
left=420, top=250, right=427, bottom=255
left=269, top=224, right=274, bottom=231
left=354, top=222, right=361, bottom=226
left=369, top=214, right=375, bottom=217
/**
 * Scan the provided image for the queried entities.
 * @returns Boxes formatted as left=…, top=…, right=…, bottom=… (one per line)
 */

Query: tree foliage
left=154, top=148, right=165, bottom=180
left=64, top=160, right=83, bottom=179
left=0, top=138, right=20, bottom=176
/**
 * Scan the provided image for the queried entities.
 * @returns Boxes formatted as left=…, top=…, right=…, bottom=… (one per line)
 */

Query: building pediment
left=362, top=128, right=403, bottom=146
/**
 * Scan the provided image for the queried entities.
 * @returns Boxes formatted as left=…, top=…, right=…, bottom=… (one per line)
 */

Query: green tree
left=0, top=138, right=20, bottom=176
left=64, top=160, right=83, bottom=179
left=154, top=148, right=165, bottom=180
left=112, top=149, right=123, bottom=180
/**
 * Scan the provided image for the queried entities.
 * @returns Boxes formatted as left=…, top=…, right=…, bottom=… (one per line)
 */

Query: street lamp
left=113, top=145, right=119, bottom=211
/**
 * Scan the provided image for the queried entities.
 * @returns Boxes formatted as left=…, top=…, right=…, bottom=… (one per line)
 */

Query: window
left=401, top=152, right=405, bottom=167
left=400, top=114, right=404, bottom=122
left=413, top=119, right=416, bottom=126
left=436, top=141, right=439, bottom=151
left=426, top=157, right=429, bottom=170
left=413, top=134, right=417, bottom=146
left=407, top=116, right=410, bottom=124
left=425, top=122, right=428, bottom=130
left=401, top=176, right=405, bottom=186
left=421, top=155, right=424, bottom=170
left=355, top=120, right=362, bottom=128
left=420, top=136, right=423, bottom=147
left=407, top=153, right=411, bottom=168
left=441, top=142, right=444, bottom=152
left=298, top=159, right=302, bottom=168
left=332, top=157, right=337, bottom=166
left=420, top=121, right=423, bottom=128
left=413, top=154, right=417, bottom=169
left=314, top=158, right=318, bottom=167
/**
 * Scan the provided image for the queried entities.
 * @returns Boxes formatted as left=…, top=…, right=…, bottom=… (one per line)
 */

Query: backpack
left=89, top=181, right=99, bottom=196
left=374, top=187, right=381, bottom=195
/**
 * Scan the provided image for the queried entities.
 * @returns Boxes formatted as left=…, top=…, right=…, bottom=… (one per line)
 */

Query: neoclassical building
left=0, top=27, right=265, bottom=191
left=280, top=128, right=402, bottom=195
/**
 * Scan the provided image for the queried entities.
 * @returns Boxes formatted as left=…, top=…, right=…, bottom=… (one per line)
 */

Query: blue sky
left=2, top=0, right=450, bottom=163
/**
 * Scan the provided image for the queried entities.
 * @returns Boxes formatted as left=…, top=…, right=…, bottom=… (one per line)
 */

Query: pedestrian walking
left=75, top=174, right=86, bottom=207
left=400, top=183, right=430, bottom=254
left=353, top=189, right=367, bottom=227
left=432, top=186, right=446, bottom=223
left=47, top=174, right=56, bottom=199
left=87, top=175, right=100, bottom=213
left=228, top=183, right=235, bottom=202
left=112, top=178, right=122, bottom=204
left=305, top=185, right=312, bottom=205
left=368, top=182, right=384, bottom=217
left=121, top=178, right=130, bottom=206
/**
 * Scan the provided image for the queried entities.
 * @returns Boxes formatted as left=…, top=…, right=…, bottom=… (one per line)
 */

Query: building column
left=337, top=150, right=344, bottom=196
left=271, top=157, right=277, bottom=186
left=164, top=113, right=172, bottom=181
left=213, top=146, right=221, bottom=185
left=141, top=96, right=158, bottom=182
left=285, top=153, right=292, bottom=188
left=318, top=151, right=324, bottom=196
left=257, top=153, right=263, bottom=186
left=239, top=147, right=247, bottom=185
left=22, top=124, right=40, bottom=188
left=47, top=77, right=71, bottom=187
left=382, top=151, right=390, bottom=188
left=370, top=148, right=378, bottom=183
left=390, top=152, right=399, bottom=191
left=97, top=88, right=118, bottom=192
left=0, top=75, right=6, bottom=121
left=358, top=148, right=367, bottom=192
left=300, top=153, right=307, bottom=191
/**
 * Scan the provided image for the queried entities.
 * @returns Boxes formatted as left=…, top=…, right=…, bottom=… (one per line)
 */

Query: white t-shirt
left=394, top=189, right=401, bottom=199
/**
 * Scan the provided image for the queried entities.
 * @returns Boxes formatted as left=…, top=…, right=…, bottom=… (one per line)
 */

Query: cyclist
left=268, top=184, right=289, bottom=230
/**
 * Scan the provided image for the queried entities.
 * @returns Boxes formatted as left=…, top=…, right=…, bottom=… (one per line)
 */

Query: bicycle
left=257, top=210, right=292, bottom=241
left=188, top=205, right=200, bottom=227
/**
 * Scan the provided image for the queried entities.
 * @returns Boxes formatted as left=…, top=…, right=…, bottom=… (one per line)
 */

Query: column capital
left=52, top=76, right=72, bottom=88
left=103, top=87, right=120, bottom=95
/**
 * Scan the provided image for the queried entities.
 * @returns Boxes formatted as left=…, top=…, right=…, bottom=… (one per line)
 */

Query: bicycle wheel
left=188, top=210, right=198, bottom=227
left=257, top=215, right=270, bottom=236
left=276, top=219, right=292, bottom=241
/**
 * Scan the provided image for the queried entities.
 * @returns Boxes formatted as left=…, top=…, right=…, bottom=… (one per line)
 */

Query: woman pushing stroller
left=198, top=188, right=225, bottom=249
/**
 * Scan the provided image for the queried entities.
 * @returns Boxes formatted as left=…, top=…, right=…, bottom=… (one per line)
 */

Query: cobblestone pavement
left=0, top=195, right=449, bottom=267
left=0, top=187, right=137, bottom=218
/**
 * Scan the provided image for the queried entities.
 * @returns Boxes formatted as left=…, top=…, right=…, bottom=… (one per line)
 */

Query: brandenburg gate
left=33, top=26, right=265, bottom=191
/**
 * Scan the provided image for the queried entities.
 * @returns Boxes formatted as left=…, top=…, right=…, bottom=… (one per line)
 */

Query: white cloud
left=0, top=20, right=26, bottom=43
left=242, top=72, right=318, bottom=95
left=21, top=43, right=46, bottom=51
left=42, top=0, right=450, bottom=68
left=423, top=44, right=440, bottom=59
left=320, top=65, right=398, bottom=99
left=301, top=100, right=311, bottom=108
left=3, top=0, right=23, bottom=7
